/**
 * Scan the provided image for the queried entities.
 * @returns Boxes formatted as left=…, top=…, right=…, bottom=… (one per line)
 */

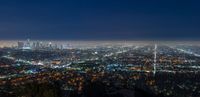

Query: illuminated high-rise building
left=17, top=41, right=24, bottom=49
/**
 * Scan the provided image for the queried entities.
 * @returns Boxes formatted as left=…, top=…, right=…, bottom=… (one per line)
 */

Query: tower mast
left=153, top=44, right=157, bottom=75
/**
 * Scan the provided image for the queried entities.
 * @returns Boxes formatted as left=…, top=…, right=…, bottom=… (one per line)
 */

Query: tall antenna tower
left=153, top=44, right=157, bottom=75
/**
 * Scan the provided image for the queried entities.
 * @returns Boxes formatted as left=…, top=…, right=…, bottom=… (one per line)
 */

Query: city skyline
left=1, top=40, right=200, bottom=97
left=1, top=1, right=200, bottom=97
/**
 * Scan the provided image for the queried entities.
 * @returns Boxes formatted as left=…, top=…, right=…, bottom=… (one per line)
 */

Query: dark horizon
left=0, top=0, right=200, bottom=40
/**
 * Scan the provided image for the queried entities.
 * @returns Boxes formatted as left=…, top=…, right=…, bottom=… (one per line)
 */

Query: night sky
left=0, top=0, right=200, bottom=40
